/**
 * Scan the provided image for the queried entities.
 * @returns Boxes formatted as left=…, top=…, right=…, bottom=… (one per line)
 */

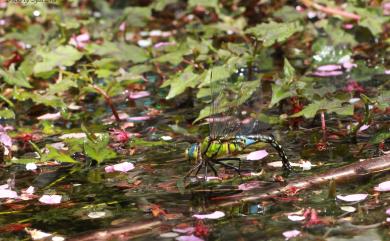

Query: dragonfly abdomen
left=237, top=135, right=292, bottom=170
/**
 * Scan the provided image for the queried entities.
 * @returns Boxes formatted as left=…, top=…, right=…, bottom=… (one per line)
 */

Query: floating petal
left=128, top=91, right=150, bottom=99
left=193, top=211, right=225, bottom=220
left=88, top=211, right=106, bottom=219
left=176, top=235, right=204, bottom=241
left=39, top=195, right=62, bottom=204
left=282, top=230, right=301, bottom=240
left=340, top=206, right=356, bottom=212
left=113, top=162, right=135, bottom=172
left=374, top=181, right=390, bottom=192
left=287, top=215, right=305, bottom=221
left=0, top=189, right=18, bottom=199
left=26, top=163, right=37, bottom=170
left=336, top=194, right=368, bottom=202
left=247, top=150, right=268, bottom=161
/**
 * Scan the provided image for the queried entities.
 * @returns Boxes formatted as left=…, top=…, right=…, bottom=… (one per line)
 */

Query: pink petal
left=238, top=181, right=262, bottom=191
left=127, top=116, right=150, bottom=121
left=358, top=124, right=369, bottom=132
left=316, top=65, right=342, bottom=72
left=176, top=235, right=204, bottom=241
left=374, top=181, right=390, bottom=192
left=247, top=150, right=268, bottom=161
left=312, top=70, right=344, bottom=77
left=105, top=166, right=115, bottom=173
left=0, top=132, right=12, bottom=148
left=386, top=208, right=390, bottom=216
left=128, top=91, right=150, bottom=99
left=387, top=217, right=390, bottom=223
left=25, top=186, right=35, bottom=194
left=37, top=112, right=61, bottom=120
left=287, top=215, right=306, bottom=221
left=193, top=211, right=225, bottom=220
left=172, top=227, right=195, bottom=234
left=0, top=189, right=18, bottom=199
left=154, top=42, right=176, bottom=49
left=39, top=195, right=62, bottom=204
left=113, top=162, right=135, bottom=172
left=283, top=230, right=301, bottom=240
left=336, top=194, right=368, bottom=202
left=119, top=22, right=126, bottom=31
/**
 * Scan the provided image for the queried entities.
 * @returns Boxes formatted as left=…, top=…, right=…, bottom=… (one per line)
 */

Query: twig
left=212, top=154, right=390, bottom=207
left=91, top=84, right=121, bottom=124
left=300, top=0, right=361, bottom=21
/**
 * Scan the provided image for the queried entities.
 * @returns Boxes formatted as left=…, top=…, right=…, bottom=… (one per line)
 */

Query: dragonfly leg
left=195, top=160, right=204, bottom=176
left=185, top=160, right=203, bottom=179
left=213, top=158, right=242, bottom=175
left=206, top=160, right=218, bottom=176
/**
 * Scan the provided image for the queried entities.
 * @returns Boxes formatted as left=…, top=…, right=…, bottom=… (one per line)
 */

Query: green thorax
left=200, top=137, right=246, bottom=159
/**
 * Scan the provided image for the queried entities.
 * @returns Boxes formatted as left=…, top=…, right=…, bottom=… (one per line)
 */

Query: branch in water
left=91, top=84, right=121, bottom=124
left=300, top=0, right=361, bottom=21
left=212, top=154, right=390, bottom=207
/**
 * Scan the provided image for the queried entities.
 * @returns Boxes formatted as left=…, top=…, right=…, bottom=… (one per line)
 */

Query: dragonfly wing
left=208, top=66, right=263, bottom=139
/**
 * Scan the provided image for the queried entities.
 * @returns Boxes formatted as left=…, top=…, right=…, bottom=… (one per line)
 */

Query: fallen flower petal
left=312, top=70, right=344, bottom=77
left=238, top=181, right=263, bottom=191
left=193, top=211, right=225, bottom=220
left=39, top=195, right=62, bottom=204
left=127, top=116, right=150, bottom=121
left=25, top=228, right=52, bottom=240
left=247, top=150, right=268, bottom=161
left=52, top=236, right=65, bottom=241
left=316, top=64, right=342, bottom=71
left=113, top=162, right=135, bottom=172
left=160, top=232, right=179, bottom=238
left=340, top=206, right=356, bottom=212
left=88, top=211, right=106, bottom=219
left=26, top=163, right=37, bottom=171
left=0, top=189, right=18, bottom=199
left=105, top=165, right=115, bottom=173
left=282, top=230, right=301, bottom=240
left=287, top=215, right=305, bottom=221
left=25, top=186, right=35, bottom=194
left=176, top=235, right=204, bottom=241
left=300, top=160, right=312, bottom=170
left=386, top=208, right=390, bottom=216
left=374, top=181, right=390, bottom=192
left=336, top=194, right=368, bottom=202
left=37, top=112, right=61, bottom=120
left=128, top=91, right=150, bottom=99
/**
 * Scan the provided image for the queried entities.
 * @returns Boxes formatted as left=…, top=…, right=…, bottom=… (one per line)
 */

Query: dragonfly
left=185, top=66, right=292, bottom=180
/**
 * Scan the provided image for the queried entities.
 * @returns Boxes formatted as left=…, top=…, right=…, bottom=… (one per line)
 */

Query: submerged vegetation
left=0, top=0, right=389, bottom=240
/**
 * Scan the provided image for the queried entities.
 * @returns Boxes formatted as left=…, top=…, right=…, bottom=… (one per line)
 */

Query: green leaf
left=188, top=0, right=218, bottom=8
left=269, top=84, right=293, bottom=107
left=283, top=58, right=295, bottom=83
left=245, top=21, right=303, bottom=47
left=84, top=134, right=117, bottom=164
left=0, top=65, right=32, bottom=88
left=0, top=108, right=15, bottom=119
left=291, top=100, right=325, bottom=118
left=41, top=145, right=78, bottom=163
left=164, top=66, right=201, bottom=99
left=370, top=131, right=390, bottom=144
left=85, top=42, right=148, bottom=63
left=47, top=78, right=77, bottom=95
left=33, top=46, right=83, bottom=74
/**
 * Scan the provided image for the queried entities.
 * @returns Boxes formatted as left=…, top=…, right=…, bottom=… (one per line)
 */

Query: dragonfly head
left=185, top=143, right=199, bottom=161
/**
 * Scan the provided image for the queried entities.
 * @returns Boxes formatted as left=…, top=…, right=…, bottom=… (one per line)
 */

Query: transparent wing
left=208, top=66, right=263, bottom=139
